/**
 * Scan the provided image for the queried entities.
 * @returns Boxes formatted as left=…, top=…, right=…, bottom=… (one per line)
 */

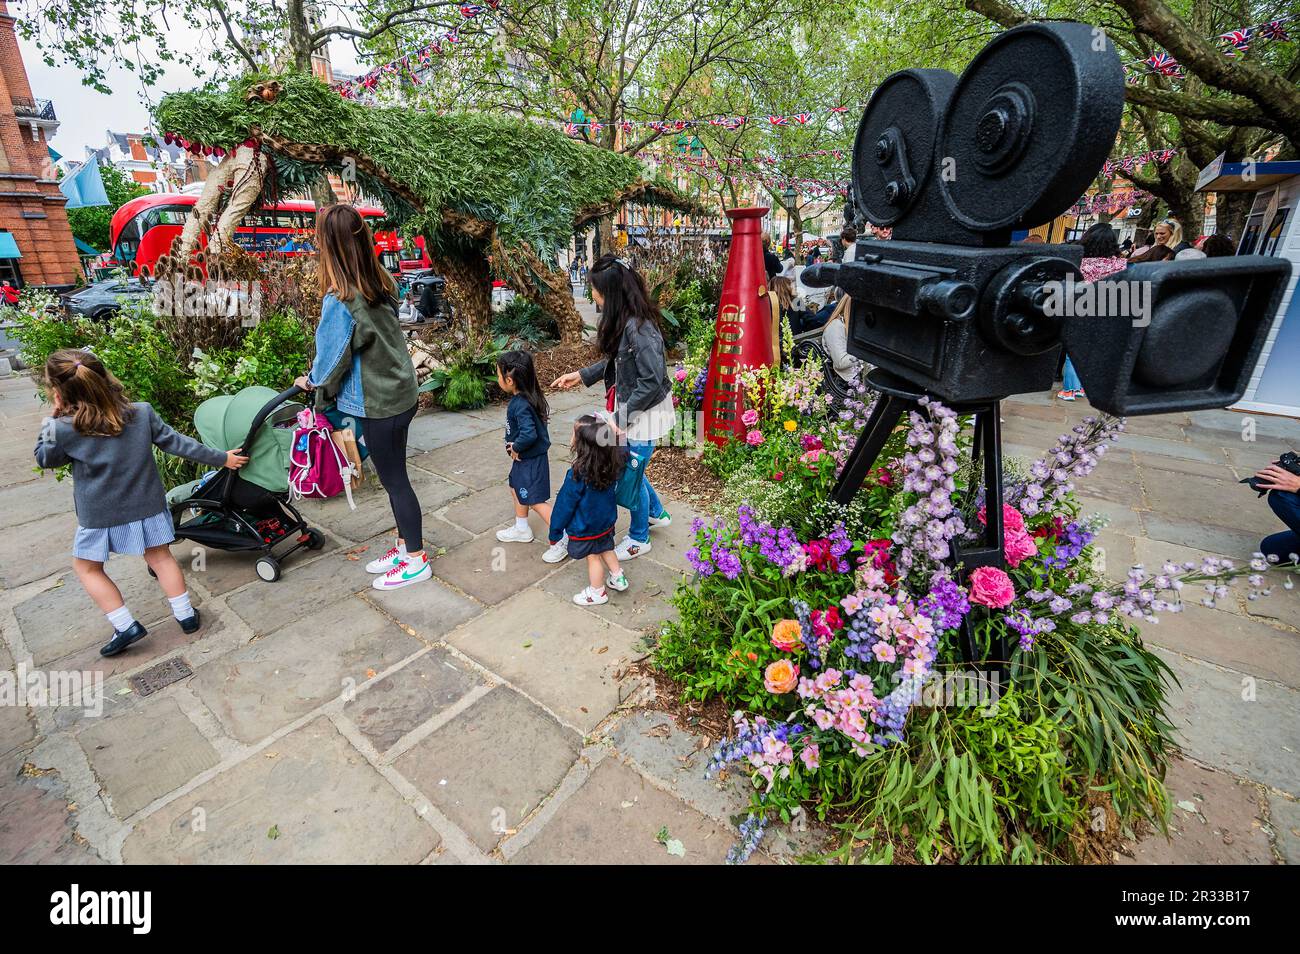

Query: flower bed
left=656, top=357, right=1281, bottom=864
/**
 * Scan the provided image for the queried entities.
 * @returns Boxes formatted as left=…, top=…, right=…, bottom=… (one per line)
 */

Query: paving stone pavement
left=1, top=371, right=1298, bottom=864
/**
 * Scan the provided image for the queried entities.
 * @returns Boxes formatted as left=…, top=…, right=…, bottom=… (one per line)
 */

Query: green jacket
left=309, top=292, right=417, bottom=420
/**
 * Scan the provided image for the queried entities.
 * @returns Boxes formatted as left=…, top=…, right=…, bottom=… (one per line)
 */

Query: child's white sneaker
left=373, top=557, right=432, bottom=590
left=496, top=524, right=535, bottom=543
left=365, top=544, right=405, bottom=574
left=542, top=537, right=569, bottom=563
left=614, top=535, right=651, bottom=561
left=648, top=511, right=672, bottom=529
left=606, top=571, right=629, bottom=592
left=573, top=586, right=609, bottom=606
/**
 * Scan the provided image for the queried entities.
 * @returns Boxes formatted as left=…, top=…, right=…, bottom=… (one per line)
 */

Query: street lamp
left=783, top=185, right=797, bottom=255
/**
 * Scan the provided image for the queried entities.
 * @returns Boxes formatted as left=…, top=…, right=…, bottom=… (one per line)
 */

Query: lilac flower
left=1006, top=415, right=1125, bottom=517
left=892, top=399, right=966, bottom=574
left=917, top=574, right=970, bottom=631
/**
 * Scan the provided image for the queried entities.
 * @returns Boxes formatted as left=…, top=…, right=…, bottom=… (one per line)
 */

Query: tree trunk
left=1211, top=190, right=1254, bottom=244
left=436, top=248, right=492, bottom=338
left=525, top=265, right=585, bottom=343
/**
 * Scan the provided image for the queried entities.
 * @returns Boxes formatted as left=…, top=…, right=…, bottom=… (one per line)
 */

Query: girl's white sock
left=515, top=516, right=530, bottom=531
left=168, top=591, right=194, bottom=621
left=106, top=605, right=136, bottom=632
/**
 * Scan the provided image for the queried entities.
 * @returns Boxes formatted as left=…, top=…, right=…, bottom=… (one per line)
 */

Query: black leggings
left=361, top=404, right=422, bottom=551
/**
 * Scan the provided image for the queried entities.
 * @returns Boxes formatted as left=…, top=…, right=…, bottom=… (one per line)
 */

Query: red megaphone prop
left=701, top=207, right=776, bottom=447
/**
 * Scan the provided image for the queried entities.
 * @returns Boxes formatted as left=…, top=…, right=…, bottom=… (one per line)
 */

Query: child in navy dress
left=495, top=351, right=568, bottom=562
left=550, top=414, right=628, bottom=605
left=34, top=349, right=248, bottom=657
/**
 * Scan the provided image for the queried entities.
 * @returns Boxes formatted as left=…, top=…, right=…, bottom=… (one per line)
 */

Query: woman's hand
left=294, top=374, right=315, bottom=392
left=1254, top=464, right=1300, bottom=494
left=50, top=392, right=66, bottom=417
left=225, top=447, right=250, bottom=470
left=551, top=371, right=582, bottom=390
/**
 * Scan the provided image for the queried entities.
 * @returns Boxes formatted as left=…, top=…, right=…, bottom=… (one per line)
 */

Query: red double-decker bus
left=108, top=193, right=432, bottom=277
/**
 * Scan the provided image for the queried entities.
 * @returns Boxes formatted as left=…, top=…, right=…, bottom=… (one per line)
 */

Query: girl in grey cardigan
left=34, top=350, right=247, bottom=658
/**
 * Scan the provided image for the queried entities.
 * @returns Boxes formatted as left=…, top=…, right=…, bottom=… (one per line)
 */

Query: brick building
left=86, top=131, right=210, bottom=193
left=0, top=0, right=80, bottom=289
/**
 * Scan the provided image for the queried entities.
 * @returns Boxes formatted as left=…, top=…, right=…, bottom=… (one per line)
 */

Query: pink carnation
left=978, top=503, right=1025, bottom=534
left=746, top=429, right=765, bottom=446
left=674, top=367, right=689, bottom=382
left=741, top=408, right=759, bottom=427
left=968, top=566, right=1015, bottom=608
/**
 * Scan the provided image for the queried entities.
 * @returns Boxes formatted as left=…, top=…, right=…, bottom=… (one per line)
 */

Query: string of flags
left=333, top=1, right=503, bottom=99
left=633, top=149, right=846, bottom=167
left=1069, top=189, right=1152, bottom=216
left=562, top=105, right=854, bottom=135
left=1101, top=149, right=1177, bottom=178
left=647, top=151, right=849, bottom=196
left=1124, top=15, right=1292, bottom=80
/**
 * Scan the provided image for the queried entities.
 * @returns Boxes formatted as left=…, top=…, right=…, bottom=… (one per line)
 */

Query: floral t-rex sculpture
left=152, top=73, right=700, bottom=340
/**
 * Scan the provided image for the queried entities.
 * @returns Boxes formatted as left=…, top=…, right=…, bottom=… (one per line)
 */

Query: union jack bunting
left=445, top=31, right=461, bottom=43
left=1219, top=29, right=1251, bottom=54
left=792, top=112, right=813, bottom=125
left=1260, top=20, right=1290, bottom=42
left=829, top=105, right=849, bottom=113
left=1145, top=52, right=1182, bottom=76
left=767, top=115, right=789, bottom=126
left=459, top=4, right=484, bottom=17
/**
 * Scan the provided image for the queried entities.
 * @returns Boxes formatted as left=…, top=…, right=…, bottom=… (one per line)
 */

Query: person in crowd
left=495, top=350, right=569, bottom=562
left=1163, top=217, right=1192, bottom=254
left=550, top=255, right=674, bottom=562
left=1119, top=236, right=1134, bottom=256
left=839, top=226, right=858, bottom=265
left=1175, top=246, right=1207, bottom=260
left=820, top=296, right=862, bottom=383
left=294, top=204, right=426, bottom=591
left=1202, top=234, right=1236, bottom=257
left=34, top=349, right=247, bottom=657
left=1128, top=243, right=1175, bottom=264
left=1254, top=461, right=1300, bottom=566
left=1, top=280, right=18, bottom=306
left=1153, top=218, right=1184, bottom=254
left=549, top=415, right=629, bottom=606
left=762, top=235, right=782, bottom=281
left=1059, top=223, right=1127, bottom=402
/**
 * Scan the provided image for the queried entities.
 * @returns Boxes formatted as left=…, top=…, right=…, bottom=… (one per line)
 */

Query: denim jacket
left=309, top=293, right=417, bottom=420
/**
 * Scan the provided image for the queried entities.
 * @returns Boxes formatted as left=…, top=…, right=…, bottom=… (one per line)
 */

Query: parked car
left=61, top=278, right=153, bottom=323
left=404, top=269, right=452, bottom=324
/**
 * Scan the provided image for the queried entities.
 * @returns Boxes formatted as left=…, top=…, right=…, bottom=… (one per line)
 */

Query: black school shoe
left=100, top=621, right=149, bottom=658
left=178, top=609, right=201, bottom=634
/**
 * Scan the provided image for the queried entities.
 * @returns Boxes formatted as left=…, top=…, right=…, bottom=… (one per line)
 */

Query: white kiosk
left=1196, top=157, right=1300, bottom=417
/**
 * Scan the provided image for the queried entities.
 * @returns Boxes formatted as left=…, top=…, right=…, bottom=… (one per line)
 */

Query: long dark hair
left=1080, top=222, right=1120, bottom=258
left=590, top=254, right=662, bottom=358
left=44, top=348, right=135, bottom=437
left=570, top=414, right=623, bottom=490
left=316, top=203, right=398, bottom=306
left=497, top=349, right=549, bottom=422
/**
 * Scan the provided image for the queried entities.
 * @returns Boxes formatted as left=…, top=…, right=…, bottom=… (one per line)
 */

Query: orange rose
left=771, top=619, right=803, bottom=652
left=764, top=659, right=799, bottom=694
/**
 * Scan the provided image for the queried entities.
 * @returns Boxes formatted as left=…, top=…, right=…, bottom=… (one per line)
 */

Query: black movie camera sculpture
left=801, top=21, right=1292, bottom=668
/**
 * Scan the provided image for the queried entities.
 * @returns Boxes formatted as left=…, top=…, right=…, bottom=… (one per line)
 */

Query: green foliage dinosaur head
left=153, top=72, right=701, bottom=264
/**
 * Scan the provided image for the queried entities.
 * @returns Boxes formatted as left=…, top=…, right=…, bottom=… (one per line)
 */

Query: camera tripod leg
left=830, top=393, right=919, bottom=505
left=952, top=403, right=1011, bottom=679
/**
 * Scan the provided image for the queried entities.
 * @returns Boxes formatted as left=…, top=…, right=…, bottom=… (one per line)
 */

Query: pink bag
left=289, top=408, right=357, bottom=509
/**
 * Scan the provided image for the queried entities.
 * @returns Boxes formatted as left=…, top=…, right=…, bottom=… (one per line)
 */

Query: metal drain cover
left=129, top=657, right=194, bottom=697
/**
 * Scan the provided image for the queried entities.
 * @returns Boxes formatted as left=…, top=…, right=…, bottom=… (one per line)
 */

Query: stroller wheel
left=255, top=557, right=281, bottom=582
left=305, top=528, right=325, bottom=550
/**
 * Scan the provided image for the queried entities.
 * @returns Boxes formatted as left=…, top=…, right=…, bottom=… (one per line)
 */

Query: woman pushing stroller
left=294, top=204, right=429, bottom=591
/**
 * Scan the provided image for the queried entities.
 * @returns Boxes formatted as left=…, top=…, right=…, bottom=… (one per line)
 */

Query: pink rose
left=674, top=367, right=688, bottom=382
left=746, top=429, right=765, bottom=446
left=741, top=408, right=759, bottom=427
left=978, top=503, right=1025, bottom=534
left=1003, top=528, right=1039, bottom=568
left=968, top=566, right=1015, bottom=608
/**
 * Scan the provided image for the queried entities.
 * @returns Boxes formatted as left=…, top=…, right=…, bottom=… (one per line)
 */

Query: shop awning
left=0, top=232, right=22, bottom=259
left=74, top=237, right=98, bottom=256
left=1196, top=155, right=1300, bottom=192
